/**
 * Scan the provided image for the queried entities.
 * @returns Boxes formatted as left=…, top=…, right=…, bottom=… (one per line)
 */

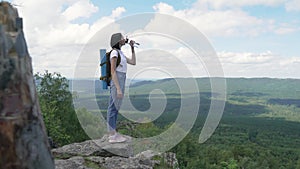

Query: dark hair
left=112, top=42, right=120, bottom=50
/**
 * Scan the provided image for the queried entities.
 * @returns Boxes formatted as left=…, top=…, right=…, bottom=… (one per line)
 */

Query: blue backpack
left=100, top=49, right=121, bottom=88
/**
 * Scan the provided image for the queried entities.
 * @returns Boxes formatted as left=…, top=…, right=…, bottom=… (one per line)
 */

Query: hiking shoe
left=108, top=134, right=127, bottom=143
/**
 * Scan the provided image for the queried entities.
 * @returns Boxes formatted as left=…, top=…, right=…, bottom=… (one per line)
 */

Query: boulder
left=52, top=135, right=133, bottom=158
left=53, top=135, right=179, bottom=169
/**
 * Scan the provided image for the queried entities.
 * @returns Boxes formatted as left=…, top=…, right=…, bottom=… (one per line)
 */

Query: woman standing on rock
left=107, top=33, right=136, bottom=143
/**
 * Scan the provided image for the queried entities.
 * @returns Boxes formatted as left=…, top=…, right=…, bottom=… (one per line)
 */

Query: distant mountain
left=69, top=78, right=300, bottom=99
left=127, top=77, right=300, bottom=99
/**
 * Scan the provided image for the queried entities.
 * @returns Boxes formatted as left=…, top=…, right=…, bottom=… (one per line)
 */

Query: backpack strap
left=111, top=48, right=121, bottom=68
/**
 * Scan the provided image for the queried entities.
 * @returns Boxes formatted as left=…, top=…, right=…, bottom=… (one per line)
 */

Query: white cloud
left=153, top=2, right=175, bottom=13
left=194, top=0, right=300, bottom=12
left=150, top=2, right=300, bottom=78
left=12, top=0, right=126, bottom=77
left=193, top=0, right=300, bottom=13
left=153, top=2, right=267, bottom=37
left=218, top=51, right=300, bottom=78
left=111, top=7, right=126, bottom=18
left=193, top=0, right=286, bottom=10
left=62, top=0, right=98, bottom=21
left=285, top=0, right=300, bottom=12
left=274, top=27, right=297, bottom=34
left=128, top=46, right=300, bottom=79
left=153, top=2, right=300, bottom=38
left=219, top=51, right=274, bottom=64
left=126, top=46, right=208, bottom=79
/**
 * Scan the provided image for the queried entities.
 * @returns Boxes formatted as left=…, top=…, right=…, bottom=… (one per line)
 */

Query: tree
left=35, top=71, right=88, bottom=146
left=227, top=159, right=239, bottom=169
left=248, top=129, right=258, bottom=143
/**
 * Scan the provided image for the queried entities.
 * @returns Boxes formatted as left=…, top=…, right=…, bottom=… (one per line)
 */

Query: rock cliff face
left=53, top=135, right=179, bottom=169
left=0, top=2, right=54, bottom=169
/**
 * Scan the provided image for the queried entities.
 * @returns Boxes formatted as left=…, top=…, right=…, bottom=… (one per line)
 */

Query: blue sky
left=8, top=0, right=300, bottom=79
left=90, top=0, right=196, bottom=15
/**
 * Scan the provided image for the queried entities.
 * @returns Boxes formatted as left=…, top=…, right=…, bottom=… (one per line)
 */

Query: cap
left=110, top=33, right=122, bottom=47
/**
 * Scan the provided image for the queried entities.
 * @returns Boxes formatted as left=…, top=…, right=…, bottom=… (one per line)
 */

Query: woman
left=107, top=33, right=136, bottom=143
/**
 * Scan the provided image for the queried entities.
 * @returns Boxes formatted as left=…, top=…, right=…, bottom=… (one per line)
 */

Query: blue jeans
left=107, top=71, right=126, bottom=132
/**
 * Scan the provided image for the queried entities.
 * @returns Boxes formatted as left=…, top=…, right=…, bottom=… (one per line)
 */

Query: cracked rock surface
left=53, top=135, right=179, bottom=169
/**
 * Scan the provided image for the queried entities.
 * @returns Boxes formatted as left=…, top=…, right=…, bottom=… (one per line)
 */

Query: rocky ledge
left=52, top=135, right=179, bottom=169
